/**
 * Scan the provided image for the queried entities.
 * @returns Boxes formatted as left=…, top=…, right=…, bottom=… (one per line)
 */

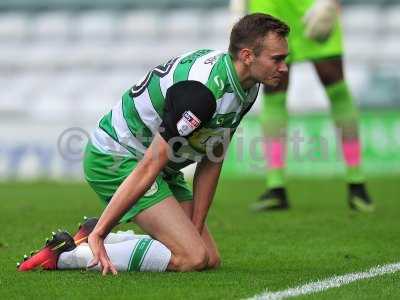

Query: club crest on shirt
left=177, top=111, right=201, bottom=136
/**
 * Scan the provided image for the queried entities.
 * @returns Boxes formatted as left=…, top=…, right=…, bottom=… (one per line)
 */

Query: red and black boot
left=73, top=216, right=98, bottom=245
left=17, top=230, right=75, bottom=271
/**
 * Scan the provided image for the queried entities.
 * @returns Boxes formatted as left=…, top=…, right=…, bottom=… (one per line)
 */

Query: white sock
left=57, top=238, right=171, bottom=272
left=104, top=230, right=151, bottom=244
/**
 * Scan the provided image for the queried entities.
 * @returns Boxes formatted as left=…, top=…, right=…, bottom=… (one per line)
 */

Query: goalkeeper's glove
left=303, top=0, right=338, bottom=43
left=230, top=0, right=246, bottom=23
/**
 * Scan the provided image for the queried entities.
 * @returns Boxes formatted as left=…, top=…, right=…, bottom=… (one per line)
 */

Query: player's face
left=250, top=32, right=289, bottom=87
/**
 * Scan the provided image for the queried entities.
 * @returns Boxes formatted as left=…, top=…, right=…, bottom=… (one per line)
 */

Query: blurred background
left=0, top=0, right=399, bottom=181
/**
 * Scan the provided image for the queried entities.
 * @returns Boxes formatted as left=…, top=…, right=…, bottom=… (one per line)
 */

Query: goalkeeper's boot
left=251, top=187, right=289, bottom=211
left=73, top=216, right=98, bottom=245
left=348, top=183, right=375, bottom=212
left=17, top=230, right=75, bottom=271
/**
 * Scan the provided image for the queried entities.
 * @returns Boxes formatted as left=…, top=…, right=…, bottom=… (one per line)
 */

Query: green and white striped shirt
left=90, top=49, right=259, bottom=172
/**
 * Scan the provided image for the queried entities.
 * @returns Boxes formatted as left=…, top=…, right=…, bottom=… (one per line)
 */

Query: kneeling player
left=18, top=13, right=290, bottom=275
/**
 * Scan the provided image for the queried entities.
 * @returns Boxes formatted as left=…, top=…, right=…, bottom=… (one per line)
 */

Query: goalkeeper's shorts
left=83, top=141, right=193, bottom=223
left=248, top=0, right=343, bottom=63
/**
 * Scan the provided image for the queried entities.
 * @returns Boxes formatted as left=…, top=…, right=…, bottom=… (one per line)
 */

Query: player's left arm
left=190, top=84, right=259, bottom=233
left=192, top=143, right=226, bottom=233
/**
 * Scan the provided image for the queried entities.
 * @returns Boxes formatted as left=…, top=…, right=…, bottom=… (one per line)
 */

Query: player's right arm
left=88, top=133, right=170, bottom=275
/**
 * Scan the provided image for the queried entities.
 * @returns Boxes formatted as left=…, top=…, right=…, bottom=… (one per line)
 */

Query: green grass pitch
left=0, top=177, right=399, bottom=299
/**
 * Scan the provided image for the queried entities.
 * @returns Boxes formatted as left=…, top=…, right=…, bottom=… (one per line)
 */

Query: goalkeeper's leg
left=252, top=71, right=290, bottom=211
left=315, top=56, right=374, bottom=211
left=315, top=56, right=362, bottom=182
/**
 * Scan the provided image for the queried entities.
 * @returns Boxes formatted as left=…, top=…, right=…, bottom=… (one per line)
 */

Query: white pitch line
left=247, top=262, right=400, bottom=300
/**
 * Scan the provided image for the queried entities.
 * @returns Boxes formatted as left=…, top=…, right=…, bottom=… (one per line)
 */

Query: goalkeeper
left=231, top=0, right=374, bottom=212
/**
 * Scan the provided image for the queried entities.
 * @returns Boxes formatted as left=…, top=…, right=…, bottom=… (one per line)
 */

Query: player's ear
left=238, top=48, right=254, bottom=66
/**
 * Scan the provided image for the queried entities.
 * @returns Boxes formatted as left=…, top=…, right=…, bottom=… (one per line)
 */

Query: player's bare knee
left=207, top=254, right=221, bottom=270
left=173, top=247, right=209, bottom=271
left=186, top=247, right=209, bottom=271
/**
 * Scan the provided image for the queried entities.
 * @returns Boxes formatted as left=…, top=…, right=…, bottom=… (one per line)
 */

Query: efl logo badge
left=177, top=111, right=201, bottom=136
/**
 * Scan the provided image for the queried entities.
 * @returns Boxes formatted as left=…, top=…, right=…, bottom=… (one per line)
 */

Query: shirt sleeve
left=160, top=80, right=216, bottom=142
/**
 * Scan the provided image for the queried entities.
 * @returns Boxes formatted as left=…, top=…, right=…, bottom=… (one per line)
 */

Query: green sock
left=326, top=80, right=364, bottom=184
left=259, top=91, right=288, bottom=136
left=346, top=166, right=365, bottom=184
left=260, top=91, right=288, bottom=189
left=266, top=168, right=285, bottom=189
left=326, top=80, right=359, bottom=135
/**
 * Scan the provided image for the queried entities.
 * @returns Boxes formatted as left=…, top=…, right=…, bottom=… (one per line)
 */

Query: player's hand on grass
left=87, top=232, right=118, bottom=276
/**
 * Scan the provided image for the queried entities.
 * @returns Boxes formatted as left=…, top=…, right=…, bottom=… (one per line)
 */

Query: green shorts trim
left=248, top=0, right=343, bottom=63
left=83, top=141, right=193, bottom=223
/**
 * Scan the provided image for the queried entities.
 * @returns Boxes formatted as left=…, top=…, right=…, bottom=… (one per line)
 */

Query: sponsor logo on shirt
left=204, top=55, right=220, bottom=65
left=177, top=111, right=201, bottom=136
